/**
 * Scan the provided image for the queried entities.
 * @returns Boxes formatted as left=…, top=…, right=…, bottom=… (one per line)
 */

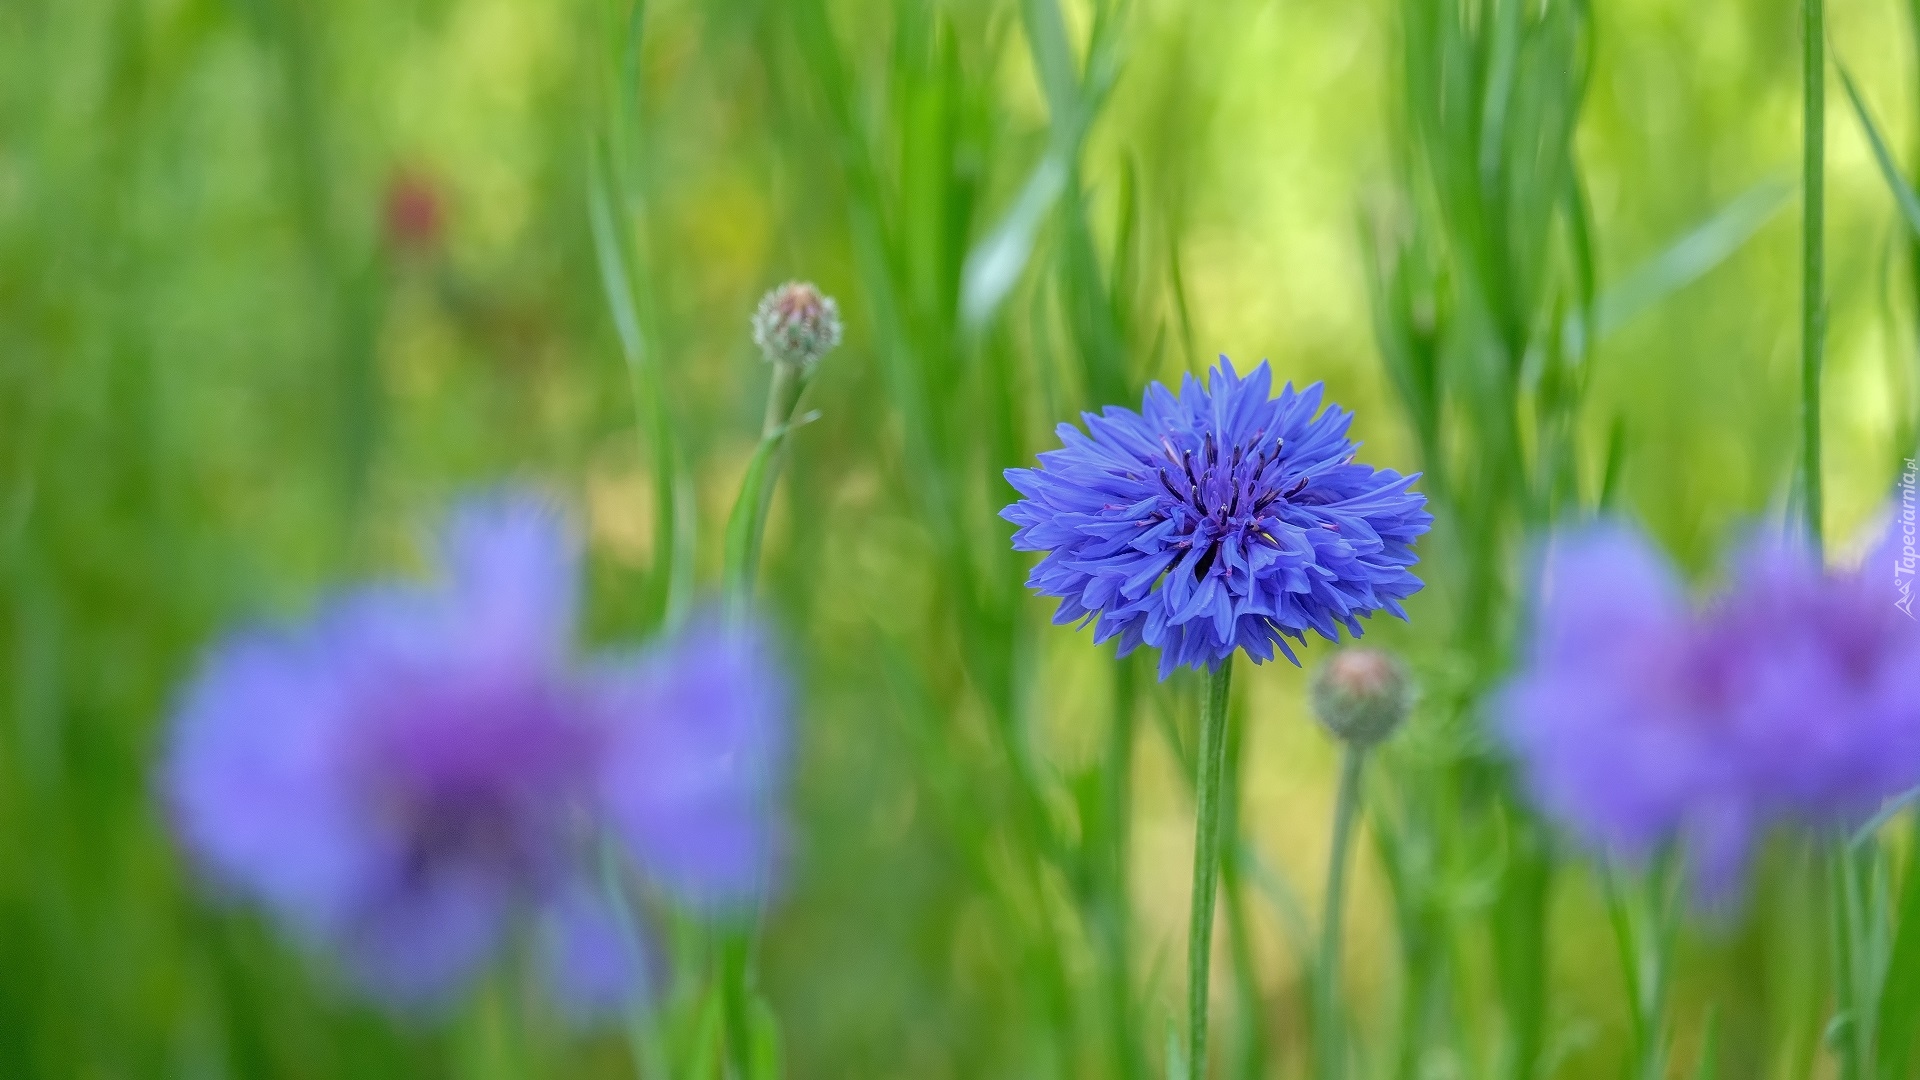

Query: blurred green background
left=2, top=0, right=1918, bottom=1076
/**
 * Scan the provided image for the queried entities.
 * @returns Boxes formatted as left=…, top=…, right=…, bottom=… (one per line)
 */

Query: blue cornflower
left=1498, top=521, right=1920, bottom=900
left=163, top=491, right=789, bottom=1009
left=1002, top=358, right=1432, bottom=678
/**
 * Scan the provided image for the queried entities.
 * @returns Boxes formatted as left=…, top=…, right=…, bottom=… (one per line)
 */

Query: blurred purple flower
left=1002, top=357, right=1432, bottom=678
left=593, top=618, right=790, bottom=912
left=164, top=492, right=789, bottom=1009
left=1498, top=521, right=1920, bottom=900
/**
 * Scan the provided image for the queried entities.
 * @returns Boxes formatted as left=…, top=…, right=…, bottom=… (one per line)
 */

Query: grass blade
left=587, top=142, right=690, bottom=627
left=1800, top=0, right=1826, bottom=555
left=1876, top=817, right=1920, bottom=1079
left=1599, top=415, right=1629, bottom=512
left=587, top=146, right=646, bottom=368
left=1836, top=57, right=1920, bottom=240
left=1593, top=177, right=1793, bottom=339
left=963, top=0, right=1127, bottom=331
left=962, top=152, right=1068, bottom=328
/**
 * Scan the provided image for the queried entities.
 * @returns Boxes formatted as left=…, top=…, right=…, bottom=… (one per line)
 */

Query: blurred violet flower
left=164, top=491, right=788, bottom=1010
left=1002, top=357, right=1432, bottom=678
left=593, top=618, right=790, bottom=912
left=1498, top=521, right=1920, bottom=901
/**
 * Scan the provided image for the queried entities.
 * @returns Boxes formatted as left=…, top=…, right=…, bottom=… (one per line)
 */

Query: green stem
left=1223, top=700, right=1265, bottom=1080
left=725, top=365, right=808, bottom=608
left=599, top=841, right=670, bottom=1079
left=762, top=362, right=802, bottom=441
left=720, top=928, right=756, bottom=1080
left=740, top=364, right=805, bottom=600
left=1315, top=745, right=1366, bottom=1080
left=1601, top=874, right=1648, bottom=1076
left=1187, top=658, right=1236, bottom=1079
left=1909, top=0, right=1920, bottom=451
left=1801, top=0, right=1826, bottom=554
left=1106, top=656, right=1141, bottom=1080
left=712, top=364, right=805, bottom=1079
left=1604, top=857, right=1676, bottom=1080
left=1830, top=844, right=1864, bottom=1080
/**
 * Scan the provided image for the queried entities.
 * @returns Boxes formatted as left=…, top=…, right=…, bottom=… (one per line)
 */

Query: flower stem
left=1106, top=656, right=1141, bottom=1079
left=712, top=365, right=805, bottom=1079
left=598, top=840, right=670, bottom=1080
left=762, top=362, right=801, bottom=442
left=1603, top=855, right=1677, bottom=1080
left=748, top=364, right=803, bottom=591
left=1801, top=0, right=1826, bottom=555
left=1829, top=842, right=1871, bottom=1080
left=1187, top=657, right=1235, bottom=1079
left=1223, top=708, right=1268, bottom=1077
left=1314, top=744, right=1366, bottom=1080
left=724, top=365, right=807, bottom=606
left=720, top=928, right=758, bottom=1080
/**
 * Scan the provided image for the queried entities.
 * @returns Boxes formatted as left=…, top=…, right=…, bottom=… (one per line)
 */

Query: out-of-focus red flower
left=383, top=168, right=444, bottom=255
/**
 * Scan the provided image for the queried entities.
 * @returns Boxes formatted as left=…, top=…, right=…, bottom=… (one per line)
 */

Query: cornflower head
left=1498, top=520, right=1920, bottom=901
left=1002, top=358, right=1432, bottom=678
left=163, top=491, right=789, bottom=1010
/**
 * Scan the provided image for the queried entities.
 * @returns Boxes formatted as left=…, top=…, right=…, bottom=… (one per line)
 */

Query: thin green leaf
left=1022, top=0, right=1080, bottom=123
left=1599, top=415, right=1628, bottom=512
left=1836, top=56, right=1920, bottom=240
left=962, top=152, right=1068, bottom=328
left=1799, top=0, right=1827, bottom=557
left=586, top=145, right=645, bottom=369
left=1593, top=177, right=1793, bottom=339
left=962, top=0, right=1127, bottom=330
left=588, top=133, right=690, bottom=628
left=1476, top=0, right=1523, bottom=191
left=1565, top=169, right=1599, bottom=358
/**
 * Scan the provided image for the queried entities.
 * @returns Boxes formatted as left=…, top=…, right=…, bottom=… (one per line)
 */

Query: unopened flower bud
left=752, top=281, right=842, bottom=375
left=1311, top=648, right=1412, bottom=747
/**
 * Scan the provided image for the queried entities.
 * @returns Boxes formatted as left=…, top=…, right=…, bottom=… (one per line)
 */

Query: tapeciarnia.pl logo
left=1899, top=457, right=1917, bottom=619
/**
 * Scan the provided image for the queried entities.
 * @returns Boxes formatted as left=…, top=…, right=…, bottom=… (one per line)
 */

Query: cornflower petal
left=595, top=617, right=791, bottom=913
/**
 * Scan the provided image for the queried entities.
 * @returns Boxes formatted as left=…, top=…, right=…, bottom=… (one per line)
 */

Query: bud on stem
left=1310, top=648, right=1413, bottom=748
left=752, top=281, right=842, bottom=379
left=726, top=281, right=843, bottom=605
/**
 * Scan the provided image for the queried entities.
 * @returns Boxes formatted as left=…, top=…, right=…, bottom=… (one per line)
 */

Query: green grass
left=2, top=0, right=1920, bottom=1076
